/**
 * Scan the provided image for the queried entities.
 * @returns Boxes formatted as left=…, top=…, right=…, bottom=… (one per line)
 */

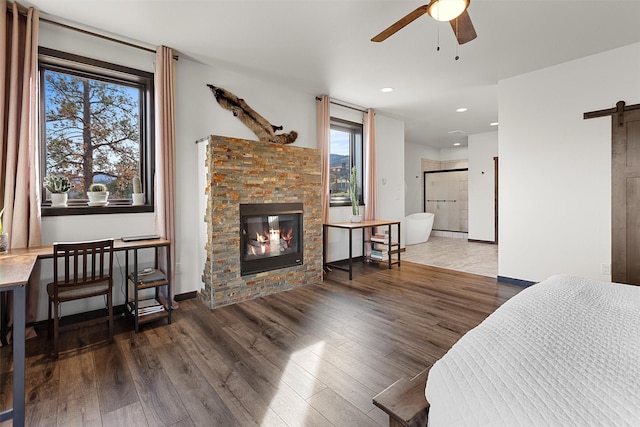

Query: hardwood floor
left=0, top=261, right=522, bottom=426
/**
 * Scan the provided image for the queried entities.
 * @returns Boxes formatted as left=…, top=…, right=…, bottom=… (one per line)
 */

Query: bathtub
left=405, top=212, right=434, bottom=245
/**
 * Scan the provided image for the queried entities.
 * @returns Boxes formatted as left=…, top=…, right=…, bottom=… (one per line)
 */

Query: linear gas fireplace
left=240, top=203, right=303, bottom=276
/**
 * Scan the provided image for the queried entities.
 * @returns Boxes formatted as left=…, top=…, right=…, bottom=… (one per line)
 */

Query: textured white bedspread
left=425, top=274, right=640, bottom=426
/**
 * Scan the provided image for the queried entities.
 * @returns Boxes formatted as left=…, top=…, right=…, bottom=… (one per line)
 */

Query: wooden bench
left=372, top=367, right=431, bottom=427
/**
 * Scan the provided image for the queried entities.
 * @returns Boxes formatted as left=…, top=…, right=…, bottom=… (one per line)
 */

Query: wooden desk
left=0, top=238, right=172, bottom=425
left=6, top=238, right=172, bottom=259
left=323, top=219, right=401, bottom=280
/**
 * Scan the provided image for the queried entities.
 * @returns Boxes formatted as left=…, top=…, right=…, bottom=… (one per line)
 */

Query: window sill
left=330, top=201, right=364, bottom=208
left=42, top=204, right=154, bottom=217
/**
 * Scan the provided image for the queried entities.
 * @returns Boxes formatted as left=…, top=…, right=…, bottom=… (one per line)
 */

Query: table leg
left=13, top=285, right=25, bottom=426
left=133, top=249, right=139, bottom=333
left=397, top=222, right=401, bottom=267
left=166, top=244, right=172, bottom=324
left=362, top=228, right=366, bottom=264
left=348, top=228, right=353, bottom=280
left=125, top=250, right=130, bottom=304
left=0, top=293, right=6, bottom=347
left=322, top=225, right=327, bottom=272
left=388, top=224, right=393, bottom=269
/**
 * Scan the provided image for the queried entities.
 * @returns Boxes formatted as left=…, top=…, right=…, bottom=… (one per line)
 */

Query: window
left=39, top=47, right=154, bottom=214
left=329, top=117, right=363, bottom=206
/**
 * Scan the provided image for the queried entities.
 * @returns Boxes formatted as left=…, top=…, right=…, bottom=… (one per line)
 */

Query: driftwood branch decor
left=207, top=84, right=298, bottom=144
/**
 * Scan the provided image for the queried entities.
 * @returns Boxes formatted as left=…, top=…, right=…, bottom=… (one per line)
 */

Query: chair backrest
left=52, top=239, right=114, bottom=289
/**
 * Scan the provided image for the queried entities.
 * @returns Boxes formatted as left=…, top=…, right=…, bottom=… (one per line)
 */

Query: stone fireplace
left=200, top=135, right=322, bottom=309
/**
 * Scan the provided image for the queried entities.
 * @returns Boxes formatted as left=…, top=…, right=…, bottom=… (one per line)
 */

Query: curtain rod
left=316, top=96, right=367, bottom=113
left=40, top=17, right=179, bottom=60
left=11, top=5, right=179, bottom=60
left=41, top=17, right=156, bottom=55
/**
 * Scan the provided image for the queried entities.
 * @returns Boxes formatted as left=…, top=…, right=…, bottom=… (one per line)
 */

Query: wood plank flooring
left=0, top=261, right=522, bottom=426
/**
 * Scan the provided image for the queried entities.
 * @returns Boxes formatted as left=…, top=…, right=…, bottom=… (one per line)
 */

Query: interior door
left=612, top=108, right=640, bottom=284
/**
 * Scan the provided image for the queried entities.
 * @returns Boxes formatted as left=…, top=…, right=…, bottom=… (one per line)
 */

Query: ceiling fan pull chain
left=454, top=19, right=460, bottom=60
left=436, top=22, right=440, bottom=51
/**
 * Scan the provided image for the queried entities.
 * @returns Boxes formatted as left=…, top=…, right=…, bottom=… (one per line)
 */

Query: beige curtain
left=154, top=45, right=177, bottom=306
left=1, top=1, right=41, bottom=339
left=316, top=95, right=331, bottom=224
left=363, top=109, right=377, bottom=253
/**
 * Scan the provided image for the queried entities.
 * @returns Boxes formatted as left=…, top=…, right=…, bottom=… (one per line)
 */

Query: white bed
left=425, top=274, right=640, bottom=426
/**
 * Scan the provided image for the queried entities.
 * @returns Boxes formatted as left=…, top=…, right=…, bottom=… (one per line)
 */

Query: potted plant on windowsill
left=350, top=166, right=362, bottom=223
left=44, top=175, right=72, bottom=207
left=131, top=176, right=144, bottom=206
left=87, top=183, right=109, bottom=206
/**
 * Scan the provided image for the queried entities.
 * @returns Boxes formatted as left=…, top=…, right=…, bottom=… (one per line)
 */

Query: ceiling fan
left=371, top=0, right=477, bottom=45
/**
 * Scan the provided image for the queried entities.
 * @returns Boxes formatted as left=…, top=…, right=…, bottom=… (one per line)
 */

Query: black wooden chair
left=47, top=238, right=114, bottom=358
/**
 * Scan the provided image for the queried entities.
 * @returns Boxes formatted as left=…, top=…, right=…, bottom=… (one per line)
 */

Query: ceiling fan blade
left=371, top=5, right=429, bottom=42
left=449, top=9, right=477, bottom=44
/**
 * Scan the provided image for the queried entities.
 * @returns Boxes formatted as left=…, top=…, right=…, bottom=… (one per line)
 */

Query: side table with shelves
left=323, top=219, right=401, bottom=280
left=123, top=239, right=172, bottom=332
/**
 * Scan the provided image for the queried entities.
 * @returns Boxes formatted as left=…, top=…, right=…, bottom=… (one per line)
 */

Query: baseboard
left=28, top=305, right=127, bottom=330
left=497, top=276, right=535, bottom=287
left=467, top=239, right=496, bottom=244
left=28, top=291, right=198, bottom=330
left=175, top=291, right=197, bottom=301
left=328, top=256, right=365, bottom=264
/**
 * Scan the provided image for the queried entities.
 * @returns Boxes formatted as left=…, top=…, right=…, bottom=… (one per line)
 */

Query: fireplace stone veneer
left=201, top=135, right=322, bottom=309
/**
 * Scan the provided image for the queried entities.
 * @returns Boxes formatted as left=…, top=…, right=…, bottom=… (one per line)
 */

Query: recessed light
left=380, top=87, right=394, bottom=93
left=453, top=143, right=461, bottom=146
left=448, top=129, right=466, bottom=134
left=490, top=122, right=499, bottom=126
left=456, top=107, right=468, bottom=113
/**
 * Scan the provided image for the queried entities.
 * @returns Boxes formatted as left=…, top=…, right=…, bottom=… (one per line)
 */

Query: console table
left=323, top=219, right=401, bottom=280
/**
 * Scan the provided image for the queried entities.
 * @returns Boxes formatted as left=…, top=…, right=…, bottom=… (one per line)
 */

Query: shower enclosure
left=423, top=168, right=468, bottom=233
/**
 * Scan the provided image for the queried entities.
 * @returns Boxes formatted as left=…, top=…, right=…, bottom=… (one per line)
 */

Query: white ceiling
left=23, top=0, right=640, bottom=148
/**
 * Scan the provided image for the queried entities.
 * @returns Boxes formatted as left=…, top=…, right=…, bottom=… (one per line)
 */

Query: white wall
left=440, top=146, right=468, bottom=161
left=499, top=41, right=640, bottom=283
left=404, top=142, right=439, bottom=215
left=468, top=131, right=497, bottom=241
left=375, top=114, right=406, bottom=246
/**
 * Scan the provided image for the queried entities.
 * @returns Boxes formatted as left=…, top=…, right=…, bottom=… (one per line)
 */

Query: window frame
left=38, top=47, right=155, bottom=216
left=329, top=117, right=364, bottom=207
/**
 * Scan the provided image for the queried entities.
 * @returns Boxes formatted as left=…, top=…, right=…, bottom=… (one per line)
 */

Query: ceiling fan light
left=427, top=0, right=469, bottom=22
